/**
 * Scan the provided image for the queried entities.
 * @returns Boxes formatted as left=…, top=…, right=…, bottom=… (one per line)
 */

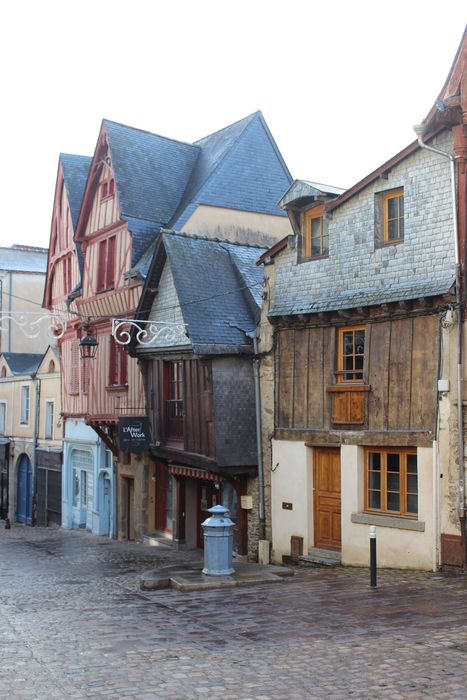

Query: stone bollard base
left=258, top=540, right=270, bottom=565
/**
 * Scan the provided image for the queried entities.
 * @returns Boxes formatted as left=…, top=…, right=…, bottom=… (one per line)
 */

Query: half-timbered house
left=45, top=112, right=292, bottom=540
left=258, top=28, right=467, bottom=570
left=129, top=231, right=266, bottom=554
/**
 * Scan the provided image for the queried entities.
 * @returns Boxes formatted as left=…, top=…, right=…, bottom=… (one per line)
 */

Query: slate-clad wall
left=271, top=131, right=455, bottom=316
left=212, top=357, right=257, bottom=467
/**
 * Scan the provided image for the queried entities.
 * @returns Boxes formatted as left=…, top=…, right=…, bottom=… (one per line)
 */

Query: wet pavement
left=0, top=525, right=466, bottom=699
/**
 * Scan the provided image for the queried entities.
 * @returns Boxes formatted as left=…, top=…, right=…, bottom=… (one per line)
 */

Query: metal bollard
left=369, top=525, right=377, bottom=587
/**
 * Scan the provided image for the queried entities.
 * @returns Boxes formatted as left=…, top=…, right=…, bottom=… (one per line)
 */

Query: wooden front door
left=313, top=448, right=341, bottom=550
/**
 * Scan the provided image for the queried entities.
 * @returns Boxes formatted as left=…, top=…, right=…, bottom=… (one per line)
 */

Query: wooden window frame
left=336, top=325, right=366, bottom=384
left=365, top=448, right=418, bottom=518
left=302, top=204, right=328, bottom=260
left=101, top=177, right=115, bottom=200
left=20, top=384, right=30, bottom=425
left=44, top=399, right=55, bottom=440
left=0, top=401, right=6, bottom=435
left=383, top=188, right=404, bottom=244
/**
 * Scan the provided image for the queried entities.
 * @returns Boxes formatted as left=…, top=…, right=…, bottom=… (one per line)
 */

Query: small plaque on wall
left=282, top=502, right=293, bottom=510
left=240, top=495, right=253, bottom=510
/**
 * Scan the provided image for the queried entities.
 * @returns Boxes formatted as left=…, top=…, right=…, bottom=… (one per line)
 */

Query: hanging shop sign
left=118, top=417, right=150, bottom=453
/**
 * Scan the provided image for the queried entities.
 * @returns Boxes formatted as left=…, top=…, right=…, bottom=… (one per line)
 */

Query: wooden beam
left=91, top=425, right=119, bottom=457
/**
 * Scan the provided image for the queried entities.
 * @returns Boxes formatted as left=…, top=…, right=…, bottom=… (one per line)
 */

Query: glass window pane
left=399, top=196, right=404, bottom=217
left=355, top=356, right=364, bottom=370
left=343, top=332, right=353, bottom=355
left=407, top=494, right=418, bottom=514
left=388, top=197, right=398, bottom=218
left=387, top=453, right=400, bottom=472
left=399, top=218, right=404, bottom=239
left=311, top=218, right=321, bottom=237
left=322, top=234, right=329, bottom=255
left=407, top=474, right=417, bottom=493
left=355, top=331, right=365, bottom=353
left=369, top=472, right=381, bottom=490
left=312, top=237, right=321, bottom=255
left=407, top=455, right=417, bottom=473
left=388, top=219, right=398, bottom=240
left=369, top=491, right=381, bottom=509
left=387, top=473, right=400, bottom=492
left=387, top=492, right=400, bottom=511
left=369, top=453, right=381, bottom=471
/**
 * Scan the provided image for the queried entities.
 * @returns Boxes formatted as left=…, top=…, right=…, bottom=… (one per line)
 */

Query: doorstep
left=298, top=547, right=341, bottom=568
left=140, top=561, right=294, bottom=592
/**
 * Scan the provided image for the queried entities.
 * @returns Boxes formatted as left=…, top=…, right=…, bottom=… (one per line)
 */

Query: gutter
left=414, top=123, right=465, bottom=563
left=32, top=377, right=40, bottom=525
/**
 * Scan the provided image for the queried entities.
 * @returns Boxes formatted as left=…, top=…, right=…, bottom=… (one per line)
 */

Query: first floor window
left=303, top=204, right=328, bottom=259
left=44, top=400, right=54, bottom=439
left=383, top=188, right=404, bottom=243
left=365, top=448, right=417, bottom=517
left=20, top=385, right=30, bottom=425
left=109, top=336, right=128, bottom=386
left=337, top=326, right=365, bottom=382
left=0, top=402, right=6, bottom=434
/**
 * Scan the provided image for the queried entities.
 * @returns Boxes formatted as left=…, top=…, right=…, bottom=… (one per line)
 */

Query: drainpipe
left=32, top=377, right=40, bottom=525
left=414, top=124, right=465, bottom=560
left=248, top=329, right=266, bottom=541
left=8, top=271, right=12, bottom=352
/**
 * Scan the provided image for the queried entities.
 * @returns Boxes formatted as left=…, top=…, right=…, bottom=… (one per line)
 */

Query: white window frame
left=44, top=399, right=55, bottom=440
left=0, top=401, right=6, bottom=435
left=20, top=384, right=30, bottom=426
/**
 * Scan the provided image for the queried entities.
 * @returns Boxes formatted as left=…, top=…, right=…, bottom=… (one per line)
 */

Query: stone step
left=299, top=548, right=341, bottom=568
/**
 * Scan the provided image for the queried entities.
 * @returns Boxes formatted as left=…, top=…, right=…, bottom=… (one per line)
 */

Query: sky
left=1, top=0, right=466, bottom=249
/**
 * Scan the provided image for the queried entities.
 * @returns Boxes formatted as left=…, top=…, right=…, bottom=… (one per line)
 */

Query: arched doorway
left=16, top=454, right=33, bottom=524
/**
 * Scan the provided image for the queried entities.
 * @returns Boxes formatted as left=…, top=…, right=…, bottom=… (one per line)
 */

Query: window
left=383, top=188, right=404, bottom=243
left=20, top=385, right=30, bottom=425
left=44, top=400, right=55, bottom=439
left=62, top=255, right=72, bottom=295
left=109, top=337, right=128, bottom=387
left=164, top=361, right=184, bottom=439
left=337, top=326, right=365, bottom=382
left=303, top=204, right=328, bottom=259
left=48, top=360, right=55, bottom=373
left=0, top=402, right=6, bottom=435
left=366, top=449, right=417, bottom=517
left=1, top=367, right=6, bottom=378
left=101, top=178, right=115, bottom=199
left=68, top=342, right=79, bottom=395
left=96, top=236, right=116, bottom=292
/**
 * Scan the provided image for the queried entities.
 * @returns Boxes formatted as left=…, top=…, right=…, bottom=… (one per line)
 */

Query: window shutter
left=97, top=240, right=107, bottom=291
left=69, top=342, right=79, bottom=395
left=107, top=236, right=116, bottom=288
left=109, top=336, right=116, bottom=386
left=120, top=345, right=128, bottom=386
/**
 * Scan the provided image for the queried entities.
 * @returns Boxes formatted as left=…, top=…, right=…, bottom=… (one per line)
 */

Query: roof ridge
left=193, top=111, right=260, bottom=145
left=161, top=228, right=267, bottom=250
left=60, top=152, right=92, bottom=160
left=103, top=118, right=200, bottom=151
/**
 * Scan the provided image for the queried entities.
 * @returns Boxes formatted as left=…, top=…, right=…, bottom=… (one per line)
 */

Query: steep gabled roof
left=171, top=111, right=292, bottom=229
left=135, top=231, right=266, bottom=355
left=60, top=154, right=92, bottom=229
left=1, top=353, right=43, bottom=376
left=104, top=120, right=199, bottom=226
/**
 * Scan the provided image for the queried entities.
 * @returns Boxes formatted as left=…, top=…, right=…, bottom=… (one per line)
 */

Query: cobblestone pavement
left=0, top=526, right=466, bottom=700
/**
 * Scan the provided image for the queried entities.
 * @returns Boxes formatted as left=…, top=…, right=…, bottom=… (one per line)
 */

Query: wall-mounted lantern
left=79, top=333, right=98, bottom=360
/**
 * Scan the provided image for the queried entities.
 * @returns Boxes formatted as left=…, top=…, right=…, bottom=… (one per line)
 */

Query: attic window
left=301, top=204, right=328, bottom=260
left=48, top=361, right=55, bottom=373
left=1, top=367, right=6, bottom=378
left=101, top=178, right=115, bottom=199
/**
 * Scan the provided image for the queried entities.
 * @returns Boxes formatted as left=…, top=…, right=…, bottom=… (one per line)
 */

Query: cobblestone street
left=0, top=526, right=466, bottom=699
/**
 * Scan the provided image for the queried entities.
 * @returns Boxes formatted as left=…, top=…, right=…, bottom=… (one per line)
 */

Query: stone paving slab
left=0, top=524, right=466, bottom=699
left=140, top=561, right=294, bottom=591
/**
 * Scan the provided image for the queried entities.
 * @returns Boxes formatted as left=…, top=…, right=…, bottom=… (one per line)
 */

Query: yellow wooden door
left=313, top=448, right=341, bottom=550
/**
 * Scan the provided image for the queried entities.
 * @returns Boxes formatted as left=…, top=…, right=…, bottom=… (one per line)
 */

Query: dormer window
left=383, top=188, right=404, bottom=243
left=302, top=204, right=328, bottom=260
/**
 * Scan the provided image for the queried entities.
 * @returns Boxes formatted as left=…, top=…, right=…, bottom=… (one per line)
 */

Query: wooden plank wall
left=146, top=358, right=215, bottom=458
left=276, top=315, right=439, bottom=433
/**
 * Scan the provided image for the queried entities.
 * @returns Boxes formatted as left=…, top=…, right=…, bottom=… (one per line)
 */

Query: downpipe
left=414, top=124, right=465, bottom=564
left=251, top=331, right=266, bottom=542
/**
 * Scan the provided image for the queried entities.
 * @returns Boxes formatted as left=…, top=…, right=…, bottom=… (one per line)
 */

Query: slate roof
left=162, top=232, right=266, bottom=354
left=0, top=246, right=48, bottom=273
left=60, top=154, right=92, bottom=229
left=268, top=274, right=456, bottom=317
left=1, top=353, right=43, bottom=375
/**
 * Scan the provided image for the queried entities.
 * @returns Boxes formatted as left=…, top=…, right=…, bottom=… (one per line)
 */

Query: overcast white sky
left=1, top=0, right=465, bottom=249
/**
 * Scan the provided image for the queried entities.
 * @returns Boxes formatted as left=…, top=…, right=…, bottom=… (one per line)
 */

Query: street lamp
left=79, top=332, right=98, bottom=359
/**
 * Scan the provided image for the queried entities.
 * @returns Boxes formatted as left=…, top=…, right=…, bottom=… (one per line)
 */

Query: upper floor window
left=1, top=367, right=6, bottom=378
left=20, top=385, right=30, bottom=425
left=44, top=400, right=55, bottom=439
left=101, top=178, right=115, bottom=199
left=383, top=188, right=404, bottom=244
left=337, top=326, right=365, bottom=383
left=62, top=254, right=72, bottom=295
left=0, top=402, right=6, bottom=435
left=365, top=448, right=417, bottom=517
left=164, top=361, right=184, bottom=440
left=97, top=236, right=116, bottom=292
left=109, top=337, right=128, bottom=387
left=302, top=204, right=328, bottom=260
left=48, top=360, right=55, bottom=373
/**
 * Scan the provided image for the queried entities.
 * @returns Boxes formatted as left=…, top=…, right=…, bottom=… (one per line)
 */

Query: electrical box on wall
left=438, top=379, right=450, bottom=393
left=241, top=495, right=253, bottom=510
